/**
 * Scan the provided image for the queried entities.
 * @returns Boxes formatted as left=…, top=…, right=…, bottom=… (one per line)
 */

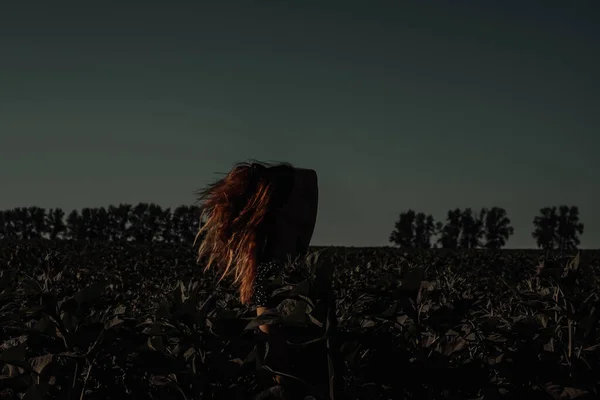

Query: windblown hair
left=194, top=160, right=294, bottom=304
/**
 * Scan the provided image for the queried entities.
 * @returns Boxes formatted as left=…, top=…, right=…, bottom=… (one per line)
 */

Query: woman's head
left=195, top=160, right=318, bottom=304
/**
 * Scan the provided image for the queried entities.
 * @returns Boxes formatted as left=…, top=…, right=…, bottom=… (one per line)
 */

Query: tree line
left=389, top=206, right=584, bottom=251
left=0, top=203, right=585, bottom=250
left=0, top=204, right=201, bottom=243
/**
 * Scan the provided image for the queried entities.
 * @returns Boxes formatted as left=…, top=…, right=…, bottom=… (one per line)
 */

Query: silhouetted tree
left=108, top=204, right=131, bottom=241
left=458, top=208, right=485, bottom=248
left=80, top=208, right=95, bottom=240
left=414, top=213, right=436, bottom=248
left=483, top=207, right=514, bottom=249
left=147, top=203, right=169, bottom=241
left=12, top=208, right=33, bottom=239
left=28, top=206, right=47, bottom=238
left=91, top=207, right=110, bottom=241
left=534, top=206, right=584, bottom=251
left=0, top=203, right=204, bottom=243
left=532, top=207, right=559, bottom=250
left=556, top=205, right=584, bottom=251
left=172, top=205, right=201, bottom=243
left=389, top=210, right=436, bottom=248
left=46, top=208, right=66, bottom=239
left=129, top=203, right=151, bottom=242
left=66, top=210, right=85, bottom=240
left=127, top=203, right=169, bottom=242
left=161, top=207, right=175, bottom=243
left=389, top=210, right=416, bottom=248
left=0, top=210, right=17, bottom=239
left=437, top=209, right=461, bottom=249
left=0, top=211, right=6, bottom=239
left=155, top=206, right=173, bottom=242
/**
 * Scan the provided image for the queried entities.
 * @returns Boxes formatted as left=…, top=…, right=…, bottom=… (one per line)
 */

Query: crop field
left=1, top=241, right=599, bottom=400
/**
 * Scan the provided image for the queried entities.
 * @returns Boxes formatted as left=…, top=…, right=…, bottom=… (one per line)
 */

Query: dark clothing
left=252, top=259, right=283, bottom=307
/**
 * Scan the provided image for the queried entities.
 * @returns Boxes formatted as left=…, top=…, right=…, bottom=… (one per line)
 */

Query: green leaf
left=113, top=305, right=127, bottom=315
left=583, top=344, right=600, bottom=353
left=485, top=333, right=507, bottom=343
left=32, top=316, right=52, bottom=333
left=0, top=270, right=16, bottom=291
left=245, top=311, right=283, bottom=330
left=565, top=252, right=580, bottom=272
left=182, top=347, right=196, bottom=361
left=0, top=343, right=31, bottom=371
left=150, top=373, right=177, bottom=386
left=22, top=383, right=49, bottom=400
left=401, top=267, right=424, bottom=292
left=147, top=336, right=166, bottom=353
left=561, top=387, right=589, bottom=399
left=0, top=286, right=13, bottom=301
left=155, top=300, right=170, bottom=319
left=289, top=280, right=311, bottom=297
left=283, top=312, right=309, bottom=328
left=307, top=313, right=323, bottom=328
left=378, top=302, right=398, bottom=319
left=255, top=385, right=288, bottom=400
left=29, top=354, right=53, bottom=375
left=104, top=316, right=123, bottom=330
left=73, top=283, right=106, bottom=304
left=441, top=337, right=467, bottom=356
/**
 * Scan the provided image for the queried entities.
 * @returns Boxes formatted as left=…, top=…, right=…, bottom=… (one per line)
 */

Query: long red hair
left=194, top=160, right=294, bottom=304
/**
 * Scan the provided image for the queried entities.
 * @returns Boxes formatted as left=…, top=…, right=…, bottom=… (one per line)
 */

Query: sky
left=1, top=1, right=599, bottom=248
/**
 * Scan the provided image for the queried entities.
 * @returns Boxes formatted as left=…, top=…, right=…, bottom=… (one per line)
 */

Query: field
left=1, top=241, right=599, bottom=400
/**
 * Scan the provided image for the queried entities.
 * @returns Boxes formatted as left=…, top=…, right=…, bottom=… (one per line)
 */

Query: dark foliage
left=391, top=208, right=514, bottom=249
left=533, top=206, right=584, bottom=252
left=1, top=241, right=599, bottom=399
left=0, top=204, right=201, bottom=244
left=389, top=210, right=436, bottom=248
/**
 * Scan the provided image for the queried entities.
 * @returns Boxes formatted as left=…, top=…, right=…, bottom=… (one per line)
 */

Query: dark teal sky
left=1, top=1, right=598, bottom=248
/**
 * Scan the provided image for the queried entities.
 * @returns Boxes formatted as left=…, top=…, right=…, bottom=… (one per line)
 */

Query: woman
left=195, top=160, right=319, bottom=380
